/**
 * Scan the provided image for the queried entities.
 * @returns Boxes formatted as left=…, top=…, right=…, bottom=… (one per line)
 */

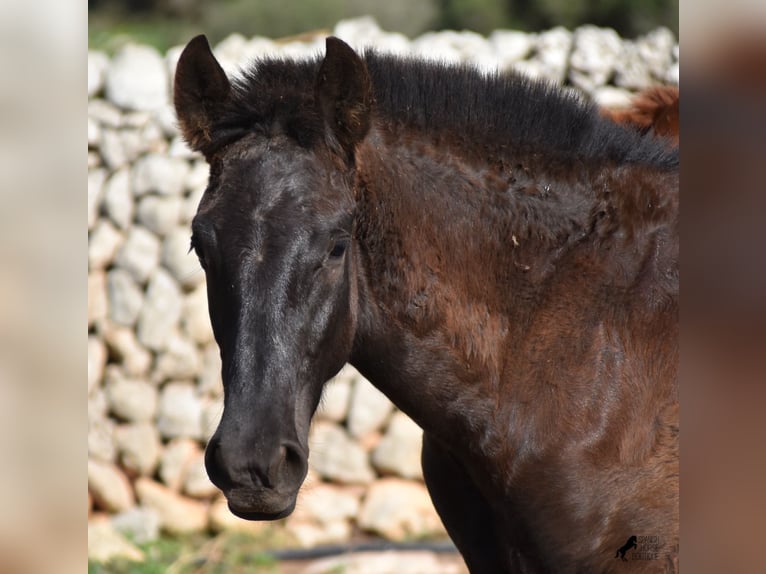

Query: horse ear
left=316, top=37, right=373, bottom=161
left=174, top=35, right=231, bottom=155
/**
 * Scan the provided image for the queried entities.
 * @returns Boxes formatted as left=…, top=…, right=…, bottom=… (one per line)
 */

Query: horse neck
left=349, top=125, right=599, bottom=435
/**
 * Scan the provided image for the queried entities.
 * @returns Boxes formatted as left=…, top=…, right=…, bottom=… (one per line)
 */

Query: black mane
left=218, top=49, right=677, bottom=169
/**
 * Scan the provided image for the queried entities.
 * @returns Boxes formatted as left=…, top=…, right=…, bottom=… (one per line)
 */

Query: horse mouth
left=224, top=487, right=297, bottom=521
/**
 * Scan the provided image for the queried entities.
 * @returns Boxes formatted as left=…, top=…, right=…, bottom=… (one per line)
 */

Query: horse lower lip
left=227, top=501, right=295, bottom=521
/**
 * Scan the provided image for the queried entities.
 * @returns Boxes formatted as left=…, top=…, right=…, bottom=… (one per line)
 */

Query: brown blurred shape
left=603, top=85, right=679, bottom=146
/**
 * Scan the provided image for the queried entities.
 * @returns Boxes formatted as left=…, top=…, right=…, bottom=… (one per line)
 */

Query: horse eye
left=328, top=238, right=348, bottom=259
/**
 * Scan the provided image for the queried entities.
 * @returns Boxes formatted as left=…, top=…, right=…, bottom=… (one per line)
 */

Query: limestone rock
left=88, top=520, right=144, bottom=563
left=159, top=438, right=199, bottom=491
left=154, top=333, right=201, bottom=382
left=162, top=227, right=205, bottom=289
left=347, top=377, right=393, bottom=438
left=105, top=44, right=169, bottom=111
left=88, top=336, right=107, bottom=394
left=308, top=421, right=375, bottom=484
left=115, top=422, right=162, bottom=476
left=316, top=375, right=352, bottom=423
left=182, top=283, right=214, bottom=345
left=358, top=478, right=445, bottom=541
left=88, top=459, right=135, bottom=513
left=89, top=219, right=124, bottom=270
left=183, top=450, right=218, bottom=499
left=137, top=268, right=182, bottom=350
left=107, top=269, right=144, bottom=327
left=136, top=194, right=182, bottom=236
left=156, top=382, right=203, bottom=440
left=88, top=271, right=108, bottom=329
left=88, top=50, right=110, bottom=97
left=103, top=326, right=153, bottom=377
left=133, top=153, right=190, bottom=197
left=134, top=478, right=208, bottom=534
left=371, top=412, right=424, bottom=480
left=111, top=507, right=161, bottom=545
left=114, top=225, right=161, bottom=285
left=103, top=168, right=134, bottom=230
left=105, top=367, right=158, bottom=422
left=88, top=168, right=107, bottom=230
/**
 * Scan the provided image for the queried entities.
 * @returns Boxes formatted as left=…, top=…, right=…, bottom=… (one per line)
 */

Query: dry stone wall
left=88, top=16, right=678, bottom=562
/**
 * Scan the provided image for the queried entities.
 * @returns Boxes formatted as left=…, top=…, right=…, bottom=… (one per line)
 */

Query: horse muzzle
left=204, top=434, right=308, bottom=521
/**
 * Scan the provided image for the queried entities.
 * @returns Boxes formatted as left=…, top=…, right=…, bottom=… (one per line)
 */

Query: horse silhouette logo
left=615, top=535, right=638, bottom=561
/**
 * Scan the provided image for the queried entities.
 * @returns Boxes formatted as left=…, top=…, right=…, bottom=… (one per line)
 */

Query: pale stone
left=103, top=326, right=153, bottom=377
left=153, top=104, right=179, bottom=138
left=88, top=271, right=108, bottom=329
left=197, top=343, right=223, bottom=397
left=105, top=368, right=158, bottom=422
left=88, top=168, right=107, bottom=230
left=137, top=268, right=182, bottom=350
left=185, top=160, right=209, bottom=192
left=286, top=518, right=352, bottom=548
left=308, top=421, right=375, bottom=484
left=358, top=478, right=445, bottom=541
left=134, top=478, right=208, bottom=534
left=535, top=27, right=573, bottom=84
left=316, top=376, right=351, bottom=423
left=159, top=438, right=199, bottom=491
left=181, top=184, right=205, bottom=224
left=200, top=396, right=223, bottom=442
left=490, top=30, right=534, bottom=66
left=88, top=413, right=117, bottom=463
left=107, top=269, right=144, bottom=327
left=88, top=520, right=144, bottom=563
left=88, top=459, right=135, bottom=513
left=89, top=219, right=124, bottom=270
left=162, top=226, right=205, bottom=289
left=100, top=127, right=128, bottom=170
left=88, top=99, right=122, bottom=128
left=372, top=412, right=424, bottom=480
left=88, top=336, right=107, bottom=394
left=136, top=194, right=182, bottom=236
left=114, top=225, right=160, bottom=284
left=182, top=283, right=214, bottom=345
left=156, top=382, right=203, bottom=440
left=115, top=422, right=162, bottom=476
left=133, top=153, right=190, bottom=197
left=105, top=44, right=169, bottom=111
left=183, top=450, right=218, bottom=499
left=88, top=50, right=110, bottom=97
left=111, top=507, right=161, bottom=545
left=154, top=334, right=202, bottom=382
left=102, top=168, right=134, bottom=230
left=568, top=25, right=623, bottom=93
left=295, top=483, right=361, bottom=525
left=592, top=86, right=634, bottom=110
left=347, top=377, right=393, bottom=438
left=88, top=116, right=101, bottom=148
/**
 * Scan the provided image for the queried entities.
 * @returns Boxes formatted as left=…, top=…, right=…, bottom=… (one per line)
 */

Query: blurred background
left=88, top=0, right=679, bottom=52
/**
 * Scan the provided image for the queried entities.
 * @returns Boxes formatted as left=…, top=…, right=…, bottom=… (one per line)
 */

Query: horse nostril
left=204, top=438, right=232, bottom=491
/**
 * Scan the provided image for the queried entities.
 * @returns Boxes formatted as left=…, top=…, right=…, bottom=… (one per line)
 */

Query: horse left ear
left=316, top=37, right=373, bottom=162
left=174, top=35, right=231, bottom=157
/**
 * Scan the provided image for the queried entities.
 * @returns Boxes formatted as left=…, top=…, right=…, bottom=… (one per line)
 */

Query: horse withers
left=174, top=35, right=678, bottom=572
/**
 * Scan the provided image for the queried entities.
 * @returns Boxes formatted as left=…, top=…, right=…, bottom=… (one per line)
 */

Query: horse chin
left=224, top=489, right=298, bottom=521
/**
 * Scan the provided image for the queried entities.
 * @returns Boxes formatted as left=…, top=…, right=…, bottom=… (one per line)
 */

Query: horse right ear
left=174, top=35, right=231, bottom=156
left=315, top=37, right=373, bottom=162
